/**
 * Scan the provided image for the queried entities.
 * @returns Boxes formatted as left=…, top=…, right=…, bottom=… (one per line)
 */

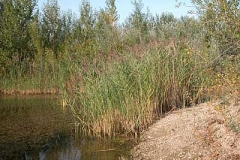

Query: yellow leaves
left=214, top=105, right=225, bottom=113
left=187, top=48, right=191, bottom=56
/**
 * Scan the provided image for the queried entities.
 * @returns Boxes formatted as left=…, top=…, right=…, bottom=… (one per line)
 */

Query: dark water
left=0, top=95, right=133, bottom=160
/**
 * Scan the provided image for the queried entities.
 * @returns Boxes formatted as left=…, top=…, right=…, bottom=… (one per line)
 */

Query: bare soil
left=131, top=99, right=240, bottom=160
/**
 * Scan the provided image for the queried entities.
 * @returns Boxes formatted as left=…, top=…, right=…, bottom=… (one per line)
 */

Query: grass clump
left=67, top=44, right=212, bottom=137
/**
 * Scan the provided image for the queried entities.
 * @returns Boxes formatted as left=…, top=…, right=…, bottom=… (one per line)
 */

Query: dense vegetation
left=0, top=0, right=239, bottom=137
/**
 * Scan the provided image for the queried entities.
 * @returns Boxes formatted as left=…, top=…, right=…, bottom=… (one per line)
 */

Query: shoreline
left=0, top=88, right=59, bottom=95
left=131, top=99, right=240, bottom=159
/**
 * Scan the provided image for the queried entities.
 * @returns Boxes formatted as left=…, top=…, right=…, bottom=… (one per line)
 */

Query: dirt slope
left=131, top=100, right=240, bottom=160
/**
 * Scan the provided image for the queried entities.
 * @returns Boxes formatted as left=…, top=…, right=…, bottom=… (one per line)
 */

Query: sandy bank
left=131, top=99, right=240, bottom=160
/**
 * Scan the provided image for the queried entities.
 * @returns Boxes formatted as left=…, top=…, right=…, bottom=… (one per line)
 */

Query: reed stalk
left=68, top=45, right=212, bottom=137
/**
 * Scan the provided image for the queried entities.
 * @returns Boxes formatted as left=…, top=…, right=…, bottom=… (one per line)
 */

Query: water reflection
left=0, top=95, right=133, bottom=160
left=58, top=143, right=81, bottom=160
left=0, top=95, right=72, bottom=160
left=24, top=137, right=82, bottom=160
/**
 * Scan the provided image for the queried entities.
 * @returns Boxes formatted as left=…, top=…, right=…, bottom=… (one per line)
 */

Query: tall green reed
left=68, top=45, right=212, bottom=137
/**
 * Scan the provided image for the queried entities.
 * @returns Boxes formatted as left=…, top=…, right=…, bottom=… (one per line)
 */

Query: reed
left=0, top=58, right=72, bottom=95
left=68, top=44, right=213, bottom=137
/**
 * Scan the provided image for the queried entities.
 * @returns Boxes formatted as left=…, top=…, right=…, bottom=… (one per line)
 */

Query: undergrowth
left=67, top=44, right=215, bottom=137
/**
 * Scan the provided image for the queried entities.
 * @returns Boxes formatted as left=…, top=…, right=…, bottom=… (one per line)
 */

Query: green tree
left=79, top=0, right=95, bottom=42
left=60, top=10, right=76, bottom=55
left=61, top=10, right=75, bottom=43
left=41, top=0, right=61, bottom=58
left=29, top=11, right=42, bottom=58
left=153, top=13, right=177, bottom=39
left=0, top=0, right=37, bottom=75
left=103, top=0, right=119, bottom=26
left=75, top=0, right=96, bottom=58
left=95, top=0, right=120, bottom=54
left=125, top=0, right=149, bottom=43
left=192, top=0, right=240, bottom=55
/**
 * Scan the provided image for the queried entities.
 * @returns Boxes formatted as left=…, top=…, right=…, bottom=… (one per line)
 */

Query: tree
left=125, top=0, right=149, bottom=43
left=59, top=10, right=76, bottom=55
left=192, top=0, right=240, bottom=55
left=79, top=0, right=95, bottom=42
left=0, top=1, right=3, bottom=16
left=103, top=0, right=119, bottom=26
left=72, top=0, right=96, bottom=58
left=29, top=10, right=42, bottom=58
left=0, top=0, right=37, bottom=75
left=41, top=0, right=61, bottom=58
left=61, top=10, right=75, bottom=43
left=94, top=0, right=120, bottom=54
left=153, top=13, right=177, bottom=39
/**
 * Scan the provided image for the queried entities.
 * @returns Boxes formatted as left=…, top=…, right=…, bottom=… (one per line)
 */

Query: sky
left=37, top=0, right=195, bottom=22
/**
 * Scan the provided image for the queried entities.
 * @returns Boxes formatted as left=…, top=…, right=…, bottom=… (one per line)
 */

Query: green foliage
left=79, top=0, right=95, bottom=41
left=192, top=0, right=240, bottom=55
left=69, top=0, right=97, bottom=59
left=104, top=0, right=119, bottom=24
left=41, top=0, right=62, bottom=58
left=69, top=45, right=211, bottom=137
left=0, top=0, right=37, bottom=75
left=94, top=0, right=120, bottom=55
left=125, top=0, right=150, bottom=43
left=0, top=0, right=239, bottom=138
left=153, top=13, right=177, bottom=39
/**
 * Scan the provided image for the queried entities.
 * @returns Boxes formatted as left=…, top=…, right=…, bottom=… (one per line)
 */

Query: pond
left=0, top=95, right=134, bottom=160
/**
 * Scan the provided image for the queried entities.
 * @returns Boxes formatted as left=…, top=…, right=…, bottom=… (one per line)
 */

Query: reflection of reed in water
left=0, top=96, right=73, bottom=160
left=61, top=98, right=68, bottom=111
left=70, top=123, right=81, bottom=138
